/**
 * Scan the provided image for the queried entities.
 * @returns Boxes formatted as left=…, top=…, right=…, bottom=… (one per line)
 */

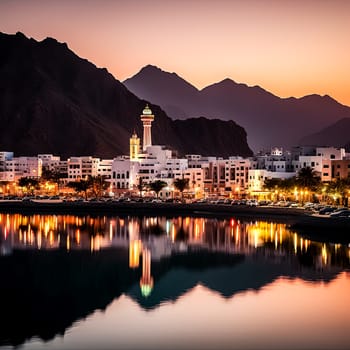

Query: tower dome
left=142, top=104, right=153, bottom=115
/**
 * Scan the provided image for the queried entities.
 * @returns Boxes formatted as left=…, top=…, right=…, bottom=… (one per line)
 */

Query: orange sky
left=1, top=0, right=350, bottom=105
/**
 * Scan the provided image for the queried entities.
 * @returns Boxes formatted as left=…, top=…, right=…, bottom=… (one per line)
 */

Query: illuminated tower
left=140, top=248, right=154, bottom=297
left=140, top=104, right=154, bottom=152
left=130, top=132, right=140, bottom=160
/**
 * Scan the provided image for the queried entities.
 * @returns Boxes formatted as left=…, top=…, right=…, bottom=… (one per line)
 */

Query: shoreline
left=0, top=201, right=349, bottom=243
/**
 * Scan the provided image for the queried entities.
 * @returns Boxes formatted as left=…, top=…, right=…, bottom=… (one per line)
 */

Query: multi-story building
left=38, top=154, right=61, bottom=172
left=331, top=159, right=350, bottom=179
left=97, top=159, right=113, bottom=179
left=67, top=156, right=100, bottom=180
left=2, top=156, right=42, bottom=181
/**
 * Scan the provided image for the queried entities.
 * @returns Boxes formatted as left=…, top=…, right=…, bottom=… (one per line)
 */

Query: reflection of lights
left=275, top=232, right=278, bottom=250
left=37, top=231, right=42, bottom=249
left=129, top=239, right=142, bottom=268
left=322, top=244, right=328, bottom=265
left=109, top=222, right=113, bottom=241
left=294, top=233, right=298, bottom=254
left=76, top=229, right=80, bottom=245
left=166, top=220, right=170, bottom=235
left=171, top=225, right=176, bottom=242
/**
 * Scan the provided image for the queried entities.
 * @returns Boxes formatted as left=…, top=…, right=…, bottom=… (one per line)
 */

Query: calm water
left=0, top=213, right=350, bottom=350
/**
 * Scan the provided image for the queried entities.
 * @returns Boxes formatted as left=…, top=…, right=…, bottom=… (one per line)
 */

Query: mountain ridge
left=299, top=117, right=350, bottom=150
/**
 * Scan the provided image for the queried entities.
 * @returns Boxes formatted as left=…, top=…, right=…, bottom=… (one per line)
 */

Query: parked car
left=246, top=199, right=258, bottom=207
left=318, top=206, right=337, bottom=215
left=329, top=209, right=350, bottom=218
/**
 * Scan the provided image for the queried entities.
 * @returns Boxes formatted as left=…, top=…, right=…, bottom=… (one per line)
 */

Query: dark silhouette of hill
left=0, top=32, right=252, bottom=158
left=124, top=65, right=350, bottom=151
left=299, top=117, right=350, bottom=151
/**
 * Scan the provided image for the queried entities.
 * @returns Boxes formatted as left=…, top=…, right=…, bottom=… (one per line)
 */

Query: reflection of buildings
left=1, top=213, right=349, bottom=277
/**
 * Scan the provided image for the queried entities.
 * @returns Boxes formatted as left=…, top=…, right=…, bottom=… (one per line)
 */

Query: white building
left=38, top=154, right=61, bottom=171
left=111, top=157, right=139, bottom=191
left=3, top=157, right=42, bottom=181
left=97, top=159, right=113, bottom=179
left=248, top=169, right=296, bottom=192
left=67, top=156, right=100, bottom=180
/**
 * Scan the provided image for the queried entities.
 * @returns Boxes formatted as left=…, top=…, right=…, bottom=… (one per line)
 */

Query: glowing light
left=129, top=239, right=142, bottom=268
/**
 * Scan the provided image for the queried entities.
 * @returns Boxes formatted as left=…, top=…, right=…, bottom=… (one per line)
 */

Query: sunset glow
left=1, top=0, right=349, bottom=105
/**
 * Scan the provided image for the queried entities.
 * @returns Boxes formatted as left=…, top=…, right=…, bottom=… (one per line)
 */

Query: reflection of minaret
left=140, top=105, right=154, bottom=151
left=140, top=248, right=154, bottom=297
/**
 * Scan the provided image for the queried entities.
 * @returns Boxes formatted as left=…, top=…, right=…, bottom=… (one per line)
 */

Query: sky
left=1, top=0, right=350, bottom=105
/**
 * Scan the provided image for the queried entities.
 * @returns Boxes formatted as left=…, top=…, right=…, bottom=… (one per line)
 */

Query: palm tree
left=296, top=167, right=321, bottom=203
left=296, top=167, right=321, bottom=190
left=149, top=180, right=167, bottom=198
left=173, top=178, right=189, bottom=200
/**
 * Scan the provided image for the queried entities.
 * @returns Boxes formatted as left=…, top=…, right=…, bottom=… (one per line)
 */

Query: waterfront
left=0, top=213, right=350, bottom=349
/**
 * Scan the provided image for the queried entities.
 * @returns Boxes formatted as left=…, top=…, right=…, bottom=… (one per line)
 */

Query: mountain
left=124, top=65, right=350, bottom=151
left=299, top=117, right=350, bottom=151
left=0, top=32, right=252, bottom=158
left=124, top=64, right=201, bottom=119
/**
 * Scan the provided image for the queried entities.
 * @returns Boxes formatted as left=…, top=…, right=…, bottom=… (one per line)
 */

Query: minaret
left=140, top=104, right=154, bottom=152
left=130, top=132, right=140, bottom=160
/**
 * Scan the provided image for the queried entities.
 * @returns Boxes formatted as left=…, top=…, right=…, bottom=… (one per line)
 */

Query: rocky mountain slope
left=0, top=32, right=252, bottom=158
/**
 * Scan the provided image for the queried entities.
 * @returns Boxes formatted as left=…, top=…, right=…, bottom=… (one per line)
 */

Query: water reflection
left=1, top=214, right=349, bottom=273
left=0, top=213, right=349, bottom=347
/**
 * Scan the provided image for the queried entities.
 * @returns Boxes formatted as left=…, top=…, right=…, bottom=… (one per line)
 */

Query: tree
left=296, top=167, right=322, bottom=203
left=18, top=177, right=40, bottom=195
left=296, top=167, right=321, bottom=191
left=41, top=168, right=63, bottom=194
left=263, top=178, right=283, bottom=191
left=90, top=175, right=109, bottom=198
left=173, top=178, right=189, bottom=199
left=327, top=177, right=350, bottom=206
left=148, top=180, right=167, bottom=198
left=67, top=178, right=91, bottom=200
left=137, top=177, right=144, bottom=197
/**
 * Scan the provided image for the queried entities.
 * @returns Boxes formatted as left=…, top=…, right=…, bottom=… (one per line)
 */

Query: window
left=323, top=164, right=329, bottom=168
left=323, top=173, right=328, bottom=176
